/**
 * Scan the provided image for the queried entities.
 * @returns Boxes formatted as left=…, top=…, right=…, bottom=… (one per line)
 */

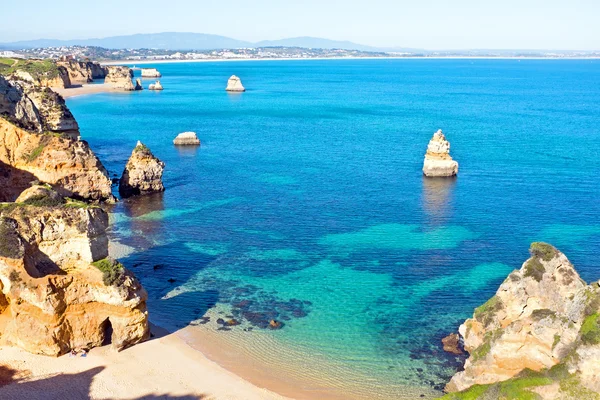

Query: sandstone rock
left=149, top=81, right=163, bottom=91
left=442, top=333, right=464, bottom=355
left=422, top=129, right=458, bottom=177
left=0, top=76, right=112, bottom=202
left=0, top=76, right=79, bottom=138
left=226, top=75, right=245, bottom=92
left=446, top=243, right=600, bottom=397
left=0, top=118, right=113, bottom=202
left=11, top=66, right=71, bottom=89
left=0, top=204, right=149, bottom=356
left=104, top=66, right=135, bottom=91
left=15, top=185, right=63, bottom=205
left=119, top=141, right=165, bottom=198
left=141, top=68, right=161, bottom=78
left=57, top=60, right=107, bottom=84
left=134, top=78, right=143, bottom=91
left=173, top=131, right=200, bottom=146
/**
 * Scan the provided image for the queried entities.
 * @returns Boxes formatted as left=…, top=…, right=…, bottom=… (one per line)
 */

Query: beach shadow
left=0, top=364, right=208, bottom=399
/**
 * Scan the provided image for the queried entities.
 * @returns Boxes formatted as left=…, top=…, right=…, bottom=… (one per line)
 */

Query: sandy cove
left=0, top=324, right=289, bottom=400
left=53, top=83, right=123, bottom=99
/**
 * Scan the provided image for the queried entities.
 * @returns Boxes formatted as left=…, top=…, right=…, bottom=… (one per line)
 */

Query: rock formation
left=0, top=76, right=113, bottom=202
left=141, top=68, right=161, bottom=78
left=173, top=131, right=200, bottom=146
left=444, top=243, right=600, bottom=399
left=104, top=66, right=135, bottom=91
left=119, top=141, right=165, bottom=198
left=149, top=81, right=163, bottom=90
left=134, top=78, right=143, bottom=91
left=422, top=129, right=458, bottom=177
left=57, top=60, right=107, bottom=83
left=0, top=192, right=149, bottom=356
left=8, top=64, right=71, bottom=89
left=226, top=75, right=245, bottom=92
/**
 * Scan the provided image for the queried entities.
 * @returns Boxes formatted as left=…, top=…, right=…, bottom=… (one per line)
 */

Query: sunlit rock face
left=422, top=129, right=458, bottom=177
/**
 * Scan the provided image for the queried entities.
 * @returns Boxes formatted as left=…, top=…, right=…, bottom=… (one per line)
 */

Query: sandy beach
left=0, top=324, right=289, bottom=400
left=53, top=83, right=123, bottom=99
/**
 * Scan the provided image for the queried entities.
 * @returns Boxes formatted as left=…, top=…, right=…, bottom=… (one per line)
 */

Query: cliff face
left=7, top=61, right=71, bottom=89
left=0, top=199, right=149, bottom=356
left=423, top=129, right=458, bottom=177
left=444, top=243, right=600, bottom=399
left=119, top=142, right=165, bottom=198
left=105, top=66, right=135, bottom=91
left=57, top=61, right=107, bottom=84
left=0, top=76, right=113, bottom=202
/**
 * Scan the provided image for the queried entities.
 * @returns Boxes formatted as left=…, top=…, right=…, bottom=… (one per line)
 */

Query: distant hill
left=0, top=32, right=381, bottom=52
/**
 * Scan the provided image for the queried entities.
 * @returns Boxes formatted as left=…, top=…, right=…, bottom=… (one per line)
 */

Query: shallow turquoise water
left=67, top=59, right=600, bottom=396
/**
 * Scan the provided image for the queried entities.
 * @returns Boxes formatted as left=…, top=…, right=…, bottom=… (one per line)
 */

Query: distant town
left=1, top=45, right=599, bottom=62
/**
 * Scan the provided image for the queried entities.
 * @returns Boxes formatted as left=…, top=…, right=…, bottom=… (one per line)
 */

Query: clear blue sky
left=1, top=0, right=598, bottom=49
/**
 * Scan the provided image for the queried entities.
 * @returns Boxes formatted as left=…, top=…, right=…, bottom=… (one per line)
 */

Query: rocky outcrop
left=104, top=66, right=135, bottom=91
left=173, top=131, right=200, bottom=146
left=0, top=197, right=149, bottom=356
left=141, top=68, right=161, bottom=78
left=0, top=75, right=79, bottom=138
left=422, top=129, right=458, bottom=177
left=134, top=78, right=143, bottom=91
left=149, top=81, right=163, bottom=90
left=57, top=60, right=107, bottom=83
left=0, top=76, right=113, bottom=202
left=119, top=141, right=165, bottom=198
left=10, top=65, right=71, bottom=89
left=444, top=243, right=600, bottom=399
left=226, top=75, right=245, bottom=92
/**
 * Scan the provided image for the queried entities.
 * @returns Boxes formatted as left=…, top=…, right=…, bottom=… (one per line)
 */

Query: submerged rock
left=226, top=75, right=245, bottom=92
left=149, top=80, right=163, bottom=90
left=444, top=243, right=600, bottom=398
left=441, top=333, right=463, bottom=355
left=105, top=66, right=135, bottom=91
left=422, top=129, right=458, bottom=177
left=173, top=131, right=201, bottom=146
left=119, top=141, right=165, bottom=198
left=0, top=203, right=149, bottom=356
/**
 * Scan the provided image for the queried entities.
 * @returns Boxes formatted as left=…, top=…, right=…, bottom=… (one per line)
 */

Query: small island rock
left=226, top=75, right=245, bottom=92
left=134, top=78, right=143, bottom=91
left=105, top=66, right=135, bottom=91
left=173, top=132, right=201, bottom=146
left=422, top=129, right=458, bottom=177
left=149, top=80, right=163, bottom=90
left=141, top=68, right=162, bottom=78
left=119, top=141, right=165, bottom=198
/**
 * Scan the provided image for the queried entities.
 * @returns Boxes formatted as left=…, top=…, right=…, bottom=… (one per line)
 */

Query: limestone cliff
left=57, top=60, right=107, bottom=83
left=104, top=66, right=135, bottom=91
left=226, top=75, right=245, bottom=92
left=0, top=76, right=113, bottom=202
left=0, top=195, right=149, bottom=356
left=6, top=60, right=71, bottom=89
left=119, top=141, right=165, bottom=198
left=423, top=129, right=458, bottom=177
left=443, top=243, right=600, bottom=399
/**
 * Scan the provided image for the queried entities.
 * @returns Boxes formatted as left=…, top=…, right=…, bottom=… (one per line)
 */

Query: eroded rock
left=173, top=131, right=200, bottom=146
left=422, top=129, right=458, bottom=177
left=226, top=75, right=245, bottom=92
left=105, top=66, right=135, bottom=91
left=119, top=141, right=165, bottom=198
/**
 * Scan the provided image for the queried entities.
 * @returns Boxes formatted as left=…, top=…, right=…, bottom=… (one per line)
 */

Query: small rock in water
left=216, top=318, right=225, bottom=325
left=268, top=319, right=283, bottom=330
left=226, top=319, right=241, bottom=326
left=441, top=333, right=464, bottom=355
left=173, top=131, right=201, bottom=146
left=167, top=278, right=176, bottom=283
left=225, top=75, right=245, bottom=92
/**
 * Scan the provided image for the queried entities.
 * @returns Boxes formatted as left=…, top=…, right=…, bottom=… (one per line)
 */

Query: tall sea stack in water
left=226, top=75, right=245, bottom=92
left=119, top=141, right=165, bottom=198
left=422, top=129, right=459, bottom=177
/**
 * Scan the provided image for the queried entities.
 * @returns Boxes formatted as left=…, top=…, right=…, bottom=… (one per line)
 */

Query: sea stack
left=105, top=66, right=135, bottom=91
left=422, top=129, right=458, bottom=177
left=119, top=141, right=165, bottom=198
left=141, top=68, right=162, bottom=78
left=149, top=80, right=163, bottom=90
left=226, top=75, right=245, bottom=92
left=173, top=132, right=201, bottom=146
left=134, top=78, right=143, bottom=91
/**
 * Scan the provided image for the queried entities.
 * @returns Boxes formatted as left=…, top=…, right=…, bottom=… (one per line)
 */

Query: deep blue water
left=68, top=59, right=600, bottom=398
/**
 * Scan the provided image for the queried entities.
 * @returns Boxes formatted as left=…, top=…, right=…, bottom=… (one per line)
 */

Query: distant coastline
left=103, top=55, right=600, bottom=66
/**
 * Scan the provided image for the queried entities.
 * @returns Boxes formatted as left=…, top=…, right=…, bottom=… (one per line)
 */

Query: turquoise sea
left=67, top=59, right=600, bottom=398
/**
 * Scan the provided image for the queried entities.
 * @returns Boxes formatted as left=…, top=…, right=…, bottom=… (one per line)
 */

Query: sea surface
left=67, top=59, right=600, bottom=398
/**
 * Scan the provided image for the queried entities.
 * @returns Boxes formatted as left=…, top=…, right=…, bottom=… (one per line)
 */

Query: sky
left=1, top=0, right=598, bottom=50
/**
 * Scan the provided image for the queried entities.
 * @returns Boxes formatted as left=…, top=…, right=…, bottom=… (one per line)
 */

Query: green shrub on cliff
left=529, top=242, right=557, bottom=262
left=1, top=58, right=60, bottom=80
left=474, top=295, right=503, bottom=326
left=524, top=258, right=545, bottom=282
left=92, top=258, right=126, bottom=287
left=21, top=194, right=63, bottom=207
left=0, top=217, right=24, bottom=259
left=580, top=313, right=600, bottom=345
